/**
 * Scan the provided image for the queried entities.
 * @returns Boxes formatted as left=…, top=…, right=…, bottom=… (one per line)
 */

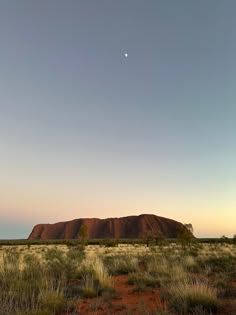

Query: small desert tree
left=184, top=223, right=193, bottom=234
left=177, top=224, right=193, bottom=249
left=143, top=230, right=165, bottom=247
left=144, top=230, right=154, bottom=247
left=78, top=223, right=88, bottom=245
left=220, top=235, right=229, bottom=244
left=153, top=231, right=165, bottom=247
left=233, top=234, right=236, bottom=244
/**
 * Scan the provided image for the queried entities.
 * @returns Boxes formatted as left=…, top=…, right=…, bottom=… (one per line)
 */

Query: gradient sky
left=1, top=1, right=235, bottom=239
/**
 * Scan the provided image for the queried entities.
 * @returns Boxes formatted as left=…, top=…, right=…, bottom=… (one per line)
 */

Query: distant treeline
left=0, top=237, right=235, bottom=246
left=0, top=239, right=142, bottom=246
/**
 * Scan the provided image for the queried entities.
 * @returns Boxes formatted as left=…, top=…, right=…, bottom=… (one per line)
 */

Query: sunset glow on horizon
left=1, top=1, right=235, bottom=239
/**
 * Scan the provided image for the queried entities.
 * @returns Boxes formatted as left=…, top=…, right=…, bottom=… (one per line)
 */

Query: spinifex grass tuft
left=166, top=280, right=218, bottom=314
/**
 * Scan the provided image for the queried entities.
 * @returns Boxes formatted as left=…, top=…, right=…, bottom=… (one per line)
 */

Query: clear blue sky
left=1, top=1, right=235, bottom=238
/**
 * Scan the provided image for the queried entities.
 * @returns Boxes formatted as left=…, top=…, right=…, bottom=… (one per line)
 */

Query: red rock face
left=28, top=214, right=188, bottom=240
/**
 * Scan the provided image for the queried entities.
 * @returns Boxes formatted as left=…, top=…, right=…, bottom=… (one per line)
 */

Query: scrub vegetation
left=0, top=239, right=235, bottom=314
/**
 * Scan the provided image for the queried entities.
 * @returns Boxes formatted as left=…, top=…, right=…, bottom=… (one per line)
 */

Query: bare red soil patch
left=76, top=275, right=163, bottom=315
left=62, top=275, right=236, bottom=315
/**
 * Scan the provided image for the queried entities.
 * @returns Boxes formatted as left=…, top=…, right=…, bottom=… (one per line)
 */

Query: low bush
left=103, top=255, right=139, bottom=275
left=77, top=256, right=114, bottom=297
left=164, top=281, right=218, bottom=314
left=128, top=272, right=161, bottom=289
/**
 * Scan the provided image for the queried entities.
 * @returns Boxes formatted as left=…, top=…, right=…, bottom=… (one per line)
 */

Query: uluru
left=28, top=214, right=191, bottom=240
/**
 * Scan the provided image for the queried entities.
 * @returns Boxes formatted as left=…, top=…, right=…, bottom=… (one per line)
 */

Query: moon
left=124, top=53, right=128, bottom=58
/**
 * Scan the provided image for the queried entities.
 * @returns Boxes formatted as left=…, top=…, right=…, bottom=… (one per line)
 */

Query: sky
left=0, top=0, right=235, bottom=239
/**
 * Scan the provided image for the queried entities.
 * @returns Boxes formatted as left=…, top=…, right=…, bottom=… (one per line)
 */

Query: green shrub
left=40, top=292, right=66, bottom=315
left=104, top=255, right=139, bottom=275
left=128, top=272, right=161, bottom=289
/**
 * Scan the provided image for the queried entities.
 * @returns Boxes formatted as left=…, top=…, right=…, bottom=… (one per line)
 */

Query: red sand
left=75, top=275, right=164, bottom=315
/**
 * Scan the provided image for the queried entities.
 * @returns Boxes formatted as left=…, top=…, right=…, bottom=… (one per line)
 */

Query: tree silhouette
left=184, top=223, right=193, bottom=234
left=177, top=224, right=193, bottom=248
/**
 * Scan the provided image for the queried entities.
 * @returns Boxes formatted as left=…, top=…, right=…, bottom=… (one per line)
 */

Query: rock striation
left=28, top=214, right=190, bottom=240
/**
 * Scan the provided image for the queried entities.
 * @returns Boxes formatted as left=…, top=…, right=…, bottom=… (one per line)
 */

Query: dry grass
left=166, top=280, right=218, bottom=313
left=0, top=242, right=235, bottom=314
